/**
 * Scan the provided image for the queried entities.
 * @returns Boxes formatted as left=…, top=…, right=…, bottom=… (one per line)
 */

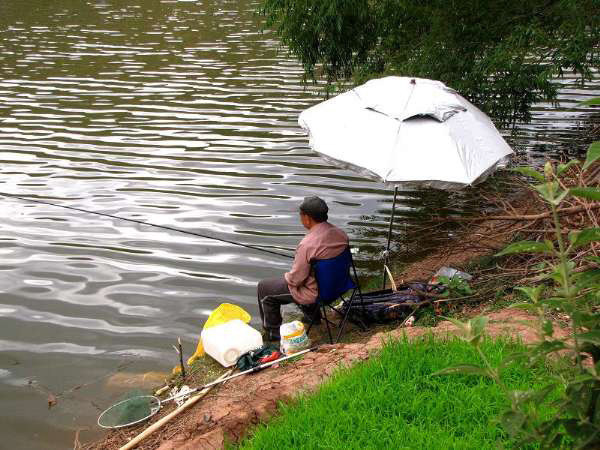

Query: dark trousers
left=257, top=277, right=320, bottom=338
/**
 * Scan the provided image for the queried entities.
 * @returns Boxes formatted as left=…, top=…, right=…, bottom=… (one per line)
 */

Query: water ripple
left=0, top=0, right=597, bottom=448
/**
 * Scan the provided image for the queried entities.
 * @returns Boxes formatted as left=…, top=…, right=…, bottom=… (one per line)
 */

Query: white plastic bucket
left=201, top=319, right=263, bottom=367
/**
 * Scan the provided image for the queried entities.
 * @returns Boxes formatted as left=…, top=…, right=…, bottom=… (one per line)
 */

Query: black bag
left=342, top=282, right=445, bottom=324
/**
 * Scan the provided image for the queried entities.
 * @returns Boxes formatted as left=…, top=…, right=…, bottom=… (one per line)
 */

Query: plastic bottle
left=431, top=266, right=473, bottom=282
left=201, top=319, right=263, bottom=367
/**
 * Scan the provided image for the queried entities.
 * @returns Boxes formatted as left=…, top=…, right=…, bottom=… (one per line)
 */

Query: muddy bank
left=88, top=307, right=563, bottom=450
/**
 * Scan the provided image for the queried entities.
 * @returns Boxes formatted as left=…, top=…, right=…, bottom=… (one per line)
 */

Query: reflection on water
left=0, top=0, right=598, bottom=448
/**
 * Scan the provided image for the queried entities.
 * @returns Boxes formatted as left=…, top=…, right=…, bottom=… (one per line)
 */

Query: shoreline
left=85, top=195, right=526, bottom=449
left=86, top=163, right=598, bottom=449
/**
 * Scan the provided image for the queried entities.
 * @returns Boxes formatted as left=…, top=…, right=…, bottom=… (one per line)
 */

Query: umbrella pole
left=382, top=186, right=398, bottom=289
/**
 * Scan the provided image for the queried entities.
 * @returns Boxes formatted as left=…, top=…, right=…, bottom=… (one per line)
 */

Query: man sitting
left=257, top=196, right=349, bottom=341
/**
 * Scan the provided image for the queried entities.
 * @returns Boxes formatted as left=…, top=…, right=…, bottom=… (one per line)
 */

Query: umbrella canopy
left=299, top=76, right=513, bottom=190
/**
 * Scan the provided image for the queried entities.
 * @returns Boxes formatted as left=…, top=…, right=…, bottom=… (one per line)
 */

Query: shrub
left=436, top=135, right=600, bottom=448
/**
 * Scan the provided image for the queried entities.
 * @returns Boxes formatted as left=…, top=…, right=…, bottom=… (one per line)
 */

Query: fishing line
left=0, top=192, right=294, bottom=259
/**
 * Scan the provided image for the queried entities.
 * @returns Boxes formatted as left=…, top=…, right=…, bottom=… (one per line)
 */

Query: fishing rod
left=0, top=192, right=295, bottom=259
left=97, top=347, right=316, bottom=429
left=170, top=346, right=315, bottom=402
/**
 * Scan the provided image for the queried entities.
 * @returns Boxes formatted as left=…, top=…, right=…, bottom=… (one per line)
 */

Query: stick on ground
left=119, top=369, right=233, bottom=450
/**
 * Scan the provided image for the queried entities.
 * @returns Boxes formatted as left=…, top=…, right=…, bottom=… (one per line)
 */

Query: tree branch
left=438, top=203, right=600, bottom=222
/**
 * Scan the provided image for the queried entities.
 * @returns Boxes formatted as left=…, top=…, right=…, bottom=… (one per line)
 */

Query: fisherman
left=257, top=196, right=349, bottom=341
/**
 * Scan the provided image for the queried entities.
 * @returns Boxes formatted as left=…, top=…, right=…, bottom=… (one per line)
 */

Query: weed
left=415, top=306, right=441, bottom=327
left=438, top=136, right=600, bottom=448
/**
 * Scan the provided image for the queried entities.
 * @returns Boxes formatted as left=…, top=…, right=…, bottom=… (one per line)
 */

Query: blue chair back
left=312, top=247, right=356, bottom=305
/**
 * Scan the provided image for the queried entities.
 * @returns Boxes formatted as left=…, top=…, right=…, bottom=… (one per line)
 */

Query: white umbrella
left=298, top=76, right=513, bottom=286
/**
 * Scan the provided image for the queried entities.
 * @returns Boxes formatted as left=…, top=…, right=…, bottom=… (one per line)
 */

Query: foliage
left=258, top=0, right=599, bottom=125
left=436, top=137, right=600, bottom=448
left=236, top=336, right=556, bottom=449
left=436, top=275, right=473, bottom=297
left=415, top=305, right=441, bottom=327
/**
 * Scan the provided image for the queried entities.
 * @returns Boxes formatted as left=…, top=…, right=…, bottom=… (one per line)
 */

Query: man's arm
left=284, top=241, right=311, bottom=288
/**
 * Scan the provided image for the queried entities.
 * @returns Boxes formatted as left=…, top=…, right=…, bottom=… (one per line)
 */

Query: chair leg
left=335, top=290, right=368, bottom=342
left=305, top=305, right=321, bottom=336
left=340, top=291, right=367, bottom=331
left=322, top=305, right=333, bottom=344
left=322, top=315, right=337, bottom=327
left=350, top=291, right=368, bottom=332
left=329, top=297, right=346, bottom=318
left=335, top=299, right=353, bottom=343
left=351, top=256, right=367, bottom=319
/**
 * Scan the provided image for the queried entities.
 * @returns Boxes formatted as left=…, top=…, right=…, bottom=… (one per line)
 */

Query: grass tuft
left=236, top=336, right=554, bottom=449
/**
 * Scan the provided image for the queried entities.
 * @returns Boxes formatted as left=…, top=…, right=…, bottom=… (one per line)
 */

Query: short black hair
left=299, top=196, right=328, bottom=223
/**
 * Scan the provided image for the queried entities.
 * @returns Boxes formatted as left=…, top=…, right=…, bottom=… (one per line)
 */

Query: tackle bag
left=340, top=282, right=445, bottom=324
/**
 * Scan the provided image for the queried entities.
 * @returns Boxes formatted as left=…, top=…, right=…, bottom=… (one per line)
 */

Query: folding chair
left=305, top=246, right=366, bottom=344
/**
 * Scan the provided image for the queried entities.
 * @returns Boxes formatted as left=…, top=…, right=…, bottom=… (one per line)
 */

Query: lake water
left=0, top=1, right=598, bottom=448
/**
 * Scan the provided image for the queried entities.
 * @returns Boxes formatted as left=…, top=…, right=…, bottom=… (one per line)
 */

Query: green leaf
left=594, top=359, right=600, bottom=376
left=534, top=384, right=558, bottom=404
left=557, top=159, right=580, bottom=176
left=575, top=269, right=600, bottom=289
left=542, top=320, right=554, bottom=337
left=569, top=228, right=600, bottom=249
left=544, top=239, right=555, bottom=252
left=570, top=187, right=600, bottom=201
left=500, top=409, right=527, bottom=436
left=515, top=285, right=545, bottom=303
left=512, top=166, right=545, bottom=181
left=469, top=316, right=489, bottom=337
left=572, top=311, right=600, bottom=329
left=533, top=339, right=568, bottom=355
left=553, top=189, right=569, bottom=205
left=498, top=351, right=528, bottom=369
left=587, top=256, right=600, bottom=265
left=576, top=331, right=600, bottom=346
left=534, top=181, right=568, bottom=205
left=580, top=98, right=600, bottom=106
left=543, top=297, right=575, bottom=313
left=496, top=241, right=552, bottom=257
left=583, top=142, right=600, bottom=171
left=569, top=374, right=599, bottom=385
left=260, top=0, right=599, bottom=128
left=534, top=182, right=559, bottom=203
left=432, top=364, right=493, bottom=378
left=549, top=261, right=575, bottom=288
left=440, top=316, right=468, bottom=333
left=436, top=275, right=451, bottom=284
left=511, top=303, right=541, bottom=314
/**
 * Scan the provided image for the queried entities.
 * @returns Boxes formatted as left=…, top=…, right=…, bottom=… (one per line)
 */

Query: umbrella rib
left=384, top=80, right=417, bottom=183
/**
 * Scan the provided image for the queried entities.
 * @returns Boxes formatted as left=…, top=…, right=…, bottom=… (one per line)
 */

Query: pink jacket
left=284, top=222, right=349, bottom=304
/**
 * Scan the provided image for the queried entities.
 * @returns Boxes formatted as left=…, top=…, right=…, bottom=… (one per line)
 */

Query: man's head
left=299, top=196, right=328, bottom=229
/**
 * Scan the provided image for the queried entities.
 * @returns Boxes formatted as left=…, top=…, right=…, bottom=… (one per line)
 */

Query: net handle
left=97, top=395, right=162, bottom=429
left=97, top=347, right=317, bottom=429
left=159, top=348, right=315, bottom=404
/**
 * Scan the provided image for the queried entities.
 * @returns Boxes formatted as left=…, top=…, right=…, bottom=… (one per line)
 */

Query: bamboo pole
left=119, top=369, right=233, bottom=450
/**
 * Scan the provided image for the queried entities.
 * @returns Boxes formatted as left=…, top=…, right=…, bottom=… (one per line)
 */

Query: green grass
left=236, top=336, right=555, bottom=449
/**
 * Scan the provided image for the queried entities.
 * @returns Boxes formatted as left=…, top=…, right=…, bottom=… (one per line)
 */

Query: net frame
left=97, top=395, right=161, bottom=429
left=96, top=347, right=316, bottom=429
